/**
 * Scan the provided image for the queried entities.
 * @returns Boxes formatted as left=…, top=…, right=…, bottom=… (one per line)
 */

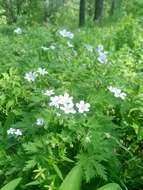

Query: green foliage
left=96, top=183, right=122, bottom=190
left=0, top=1, right=143, bottom=190
left=0, top=178, right=22, bottom=190
left=59, top=165, right=82, bottom=190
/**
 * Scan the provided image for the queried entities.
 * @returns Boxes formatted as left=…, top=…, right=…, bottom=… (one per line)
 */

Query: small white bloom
left=108, top=86, right=127, bottom=100
left=84, top=44, right=93, bottom=52
left=67, top=41, right=74, bottom=48
left=97, top=52, right=108, bottom=64
left=76, top=100, right=90, bottom=113
left=14, top=27, right=22, bottom=34
left=60, top=102, right=76, bottom=114
left=43, top=89, right=55, bottom=96
left=36, top=118, right=44, bottom=126
left=49, top=96, right=61, bottom=108
left=7, top=128, right=15, bottom=135
left=7, top=128, right=22, bottom=136
left=59, top=93, right=73, bottom=105
left=24, top=71, right=37, bottom=82
left=15, top=129, right=22, bottom=136
left=37, top=68, right=48, bottom=76
left=59, top=29, right=74, bottom=39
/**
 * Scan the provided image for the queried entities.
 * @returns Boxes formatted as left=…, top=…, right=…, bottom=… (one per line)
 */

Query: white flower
left=59, top=29, right=74, bottom=39
left=36, top=118, right=44, bottom=126
left=14, top=27, right=22, bottom=34
left=7, top=128, right=22, bottom=136
left=14, top=129, right=22, bottom=136
left=97, top=52, right=108, bottom=64
left=24, top=71, right=37, bottom=82
left=43, top=89, right=55, bottom=96
left=7, top=128, right=15, bottom=135
left=60, top=103, right=76, bottom=114
left=49, top=96, right=61, bottom=108
left=67, top=41, right=74, bottom=48
left=59, top=93, right=73, bottom=106
left=108, top=86, right=127, bottom=100
left=37, top=68, right=48, bottom=76
left=84, top=44, right=93, bottom=52
left=76, top=100, right=90, bottom=113
left=96, top=44, right=104, bottom=53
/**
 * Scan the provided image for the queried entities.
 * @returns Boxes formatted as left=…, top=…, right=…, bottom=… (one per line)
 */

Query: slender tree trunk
left=109, top=0, right=115, bottom=15
left=94, top=0, right=104, bottom=21
left=79, top=0, right=86, bottom=27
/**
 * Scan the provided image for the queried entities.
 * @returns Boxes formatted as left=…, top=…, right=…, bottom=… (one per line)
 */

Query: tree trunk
left=109, top=0, right=115, bottom=15
left=79, top=0, right=86, bottom=27
left=94, top=0, right=104, bottom=21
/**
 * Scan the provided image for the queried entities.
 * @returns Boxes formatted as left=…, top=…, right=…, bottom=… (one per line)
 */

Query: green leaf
left=59, top=165, right=82, bottom=190
left=96, top=183, right=122, bottom=190
left=0, top=178, right=22, bottom=190
left=53, top=163, right=63, bottom=180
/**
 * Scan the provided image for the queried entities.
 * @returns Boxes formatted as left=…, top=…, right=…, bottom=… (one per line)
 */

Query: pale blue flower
left=36, top=118, right=44, bottom=126
left=14, top=27, right=22, bottom=34
left=59, top=29, right=74, bottom=39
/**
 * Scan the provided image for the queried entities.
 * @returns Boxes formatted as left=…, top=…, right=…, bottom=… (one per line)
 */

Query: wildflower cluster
left=96, top=44, right=108, bottom=64
left=108, top=86, right=127, bottom=100
left=24, top=67, right=48, bottom=82
left=59, top=29, right=74, bottom=39
left=49, top=92, right=90, bottom=114
left=7, top=128, right=22, bottom=136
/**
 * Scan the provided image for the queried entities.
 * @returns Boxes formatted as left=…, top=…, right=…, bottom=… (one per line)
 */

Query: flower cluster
left=24, top=67, right=48, bottom=82
left=24, top=71, right=37, bottom=82
left=96, top=44, right=108, bottom=64
left=49, top=92, right=90, bottom=114
left=7, top=128, right=22, bottom=136
left=108, top=86, right=127, bottom=100
left=59, top=29, right=74, bottom=39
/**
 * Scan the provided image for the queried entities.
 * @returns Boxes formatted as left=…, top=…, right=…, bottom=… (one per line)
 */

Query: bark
left=94, top=0, right=104, bottom=21
left=79, top=0, right=86, bottom=26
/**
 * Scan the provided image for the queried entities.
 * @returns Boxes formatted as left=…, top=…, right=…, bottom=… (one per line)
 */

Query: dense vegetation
left=0, top=0, right=143, bottom=190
